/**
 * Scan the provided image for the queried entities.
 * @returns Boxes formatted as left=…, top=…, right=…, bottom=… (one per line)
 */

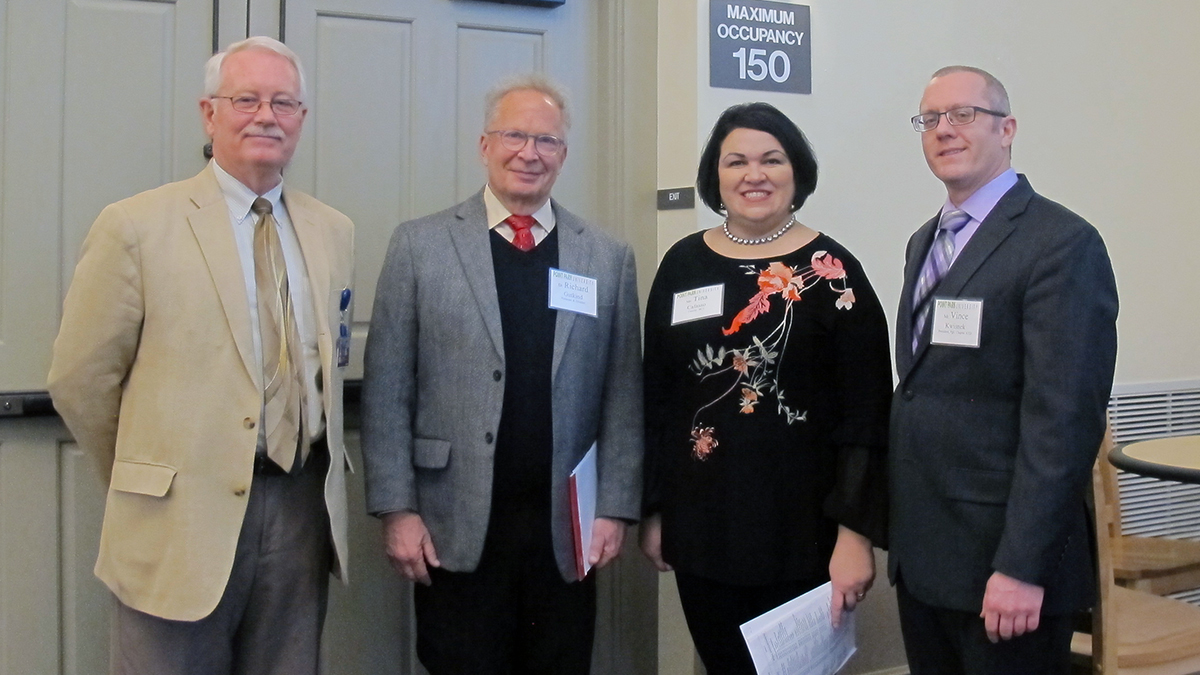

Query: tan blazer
left=48, top=163, right=354, bottom=622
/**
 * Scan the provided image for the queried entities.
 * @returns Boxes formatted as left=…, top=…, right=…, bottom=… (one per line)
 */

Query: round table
left=1109, top=435, right=1200, bottom=484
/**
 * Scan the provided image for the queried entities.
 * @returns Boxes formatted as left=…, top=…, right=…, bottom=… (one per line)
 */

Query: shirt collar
left=211, top=159, right=285, bottom=223
left=482, top=184, right=556, bottom=232
left=945, top=168, right=1018, bottom=225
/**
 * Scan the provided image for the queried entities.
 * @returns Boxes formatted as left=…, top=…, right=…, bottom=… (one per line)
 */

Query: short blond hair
left=929, top=65, right=1010, bottom=115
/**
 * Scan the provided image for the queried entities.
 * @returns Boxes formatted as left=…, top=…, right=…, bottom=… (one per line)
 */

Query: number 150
left=732, top=47, right=791, bottom=83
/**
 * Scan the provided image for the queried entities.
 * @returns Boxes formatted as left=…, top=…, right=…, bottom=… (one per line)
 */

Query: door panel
left=453, top=25, right=544, bottom=200
left=0, top=0, right=657, bottom=672
left=283, top=0, right=599, bottom=380
left=310, top=13, right=414, bottom=349
left=0, top=0, right=212, bottom=392
left=280, top=3, right=655, bottom=675
left=1, top=1, right=212, bottom=673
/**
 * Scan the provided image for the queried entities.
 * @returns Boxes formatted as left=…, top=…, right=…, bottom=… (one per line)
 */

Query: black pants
left=413, top=505, right=595, bottom=675
left=674, top=570, right=826, bottom=675
left=896, top=577, right=1074, bottom=675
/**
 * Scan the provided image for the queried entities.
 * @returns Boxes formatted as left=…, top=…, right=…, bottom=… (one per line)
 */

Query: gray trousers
left=110, top=446, right=332, bottom=675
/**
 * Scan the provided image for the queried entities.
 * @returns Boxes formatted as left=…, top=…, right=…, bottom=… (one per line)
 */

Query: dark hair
left=696, top=102, right=818, bottom=214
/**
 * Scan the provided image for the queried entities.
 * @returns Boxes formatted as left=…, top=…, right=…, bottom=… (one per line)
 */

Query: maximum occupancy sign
left=710, top=0, right=811, bottom=94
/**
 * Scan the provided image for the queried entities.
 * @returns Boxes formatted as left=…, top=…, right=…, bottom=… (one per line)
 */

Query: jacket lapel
left=932, top=178, right=1032, bottom=301
left=448, top=193, right=505, bottom=360
left=897, top=215, right=939, bottom=376
left=550, top=202, right=593, bottom=381
left=907, top=176, right=1033, bottom=369
left=187, top=166, right=258, bottom=386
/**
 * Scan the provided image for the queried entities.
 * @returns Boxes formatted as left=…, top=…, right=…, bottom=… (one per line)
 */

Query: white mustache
left=245, top=124, right=283, bottom=141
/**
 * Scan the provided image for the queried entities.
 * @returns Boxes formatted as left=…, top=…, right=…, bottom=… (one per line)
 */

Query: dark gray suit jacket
left=361, top=191, right=643, bottom=582
left=888, top=175, right=1118, bottom=614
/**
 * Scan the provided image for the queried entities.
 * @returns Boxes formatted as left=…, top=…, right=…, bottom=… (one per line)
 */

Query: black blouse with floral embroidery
left=643, top=230, right=892, bottom=585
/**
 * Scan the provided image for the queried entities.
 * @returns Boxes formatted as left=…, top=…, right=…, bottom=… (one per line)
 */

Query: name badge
left=671, top=284, right=725, bottom=325
left=335, top=287, right=352, bottom=367
left=930, top=298, right=983, bottom=348
left=548, top=268, right=598, bottom=317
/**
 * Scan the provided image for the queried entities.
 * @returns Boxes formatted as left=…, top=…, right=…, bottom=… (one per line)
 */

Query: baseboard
left=861, top=667, right=909, bottom=675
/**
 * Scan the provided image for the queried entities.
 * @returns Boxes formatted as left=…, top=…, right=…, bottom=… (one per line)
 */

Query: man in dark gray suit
left=361, top=76, right=642, bottom=674
left=888, top=65, right=1118, bottom=674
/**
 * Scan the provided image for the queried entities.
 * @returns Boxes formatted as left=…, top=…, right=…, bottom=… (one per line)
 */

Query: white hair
left=204, top=36, right=307, bottom=101
left=483, top=74, right=571, bottom=134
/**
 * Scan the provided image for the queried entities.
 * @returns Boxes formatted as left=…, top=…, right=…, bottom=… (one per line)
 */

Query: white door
left=0, top=0, right=656, bottom=672
left=0, top=0, right=214, bottom=393
left=277, top=3, right=651, bottom=674
left=0, top=3, right=220, bottom=673
left=281, top=0, right=602, bottom=377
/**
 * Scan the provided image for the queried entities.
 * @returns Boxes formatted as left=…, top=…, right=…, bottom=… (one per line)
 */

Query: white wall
left=663, top=0, right=1200, bottom=389
left=656, top=1, right=1200, bottom=673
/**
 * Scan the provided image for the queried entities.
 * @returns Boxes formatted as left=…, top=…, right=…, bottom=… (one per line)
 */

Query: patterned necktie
left=251, top=198, right=307, bottom=471
left=911, top=209, right=971, bottom=353
left=504, top=214, right=537, bottom=252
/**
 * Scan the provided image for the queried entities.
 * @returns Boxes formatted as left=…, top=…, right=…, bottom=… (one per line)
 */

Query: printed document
left=739, top=581, right=856, bottom=675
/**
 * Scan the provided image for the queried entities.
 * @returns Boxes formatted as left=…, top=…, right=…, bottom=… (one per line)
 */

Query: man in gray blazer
left=361, top=76, right=642, bottom=674
left=888, top=65, right=1118, bottom=674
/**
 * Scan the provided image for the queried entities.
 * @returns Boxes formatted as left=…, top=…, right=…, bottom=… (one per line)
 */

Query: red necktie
left=505, top=214, right=537, bottom=252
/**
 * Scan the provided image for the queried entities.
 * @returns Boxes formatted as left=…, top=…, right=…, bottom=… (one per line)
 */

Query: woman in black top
left=640, top=102, right=892, bottom=674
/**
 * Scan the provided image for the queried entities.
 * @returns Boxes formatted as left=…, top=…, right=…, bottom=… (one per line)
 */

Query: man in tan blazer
left=47, top=36, right=353, bottom=675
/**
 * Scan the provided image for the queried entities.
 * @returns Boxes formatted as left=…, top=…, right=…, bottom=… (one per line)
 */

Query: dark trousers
left=674, top=570, right=826, bottom=675
left=110, top=443, right=332, bottom=675
left=414, top=505, right=596, bottom=675
left=896, top=576, right=1074, bottom=675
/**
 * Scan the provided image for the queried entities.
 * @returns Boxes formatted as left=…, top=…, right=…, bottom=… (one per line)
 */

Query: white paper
left=548, top=268, right=598, bottom=317
left=930, top=298, right=983, bottom=348
left=671, top=283, right=725, bottom=325
left=739, top=582, right=857, bottom=675
left=569, top=442, right=599, bottom=579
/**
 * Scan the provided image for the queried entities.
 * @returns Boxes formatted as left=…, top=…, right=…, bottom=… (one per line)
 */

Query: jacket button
left=493, top=370, right=502, bottom=382
left=234, top=488, right=246, bottom=497
left=902, top=390, right=915, bottom=401
left=485, top=432, right=495, bottom=444
left=243, top=417, right=256, bottom=429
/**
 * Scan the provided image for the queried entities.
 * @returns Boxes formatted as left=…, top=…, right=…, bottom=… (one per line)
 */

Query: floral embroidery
left=690, top=426, right=719, bottom=460
left=686, top=250, right=855, bottom=460
left=739, top=387, right=759, bottom=414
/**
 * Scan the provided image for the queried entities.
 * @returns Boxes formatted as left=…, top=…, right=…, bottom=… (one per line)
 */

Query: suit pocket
left=413, top=438, right=451, bottom=469
left=110, top=460, right=177, bottom=497
left=943, top=467, right=1012, bottom=505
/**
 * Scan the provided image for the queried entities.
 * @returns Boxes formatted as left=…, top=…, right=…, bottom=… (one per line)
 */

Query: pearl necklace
left=723, top=215, right=795, bottom=246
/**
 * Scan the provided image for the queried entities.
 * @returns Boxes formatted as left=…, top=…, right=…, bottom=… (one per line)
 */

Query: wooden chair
left=1071, top=428, right=1200, bottom=674
left=1101, top=439, right=1200, bottom=595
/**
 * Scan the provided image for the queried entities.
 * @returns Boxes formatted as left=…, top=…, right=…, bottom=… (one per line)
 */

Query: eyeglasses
left=486, top=130, right=565, bottom=156
left=212, top=95, right=304, bottom=116
left=911, top=106, right=1008, bottom=132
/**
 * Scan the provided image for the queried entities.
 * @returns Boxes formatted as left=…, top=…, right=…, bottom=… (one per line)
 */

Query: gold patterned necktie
left=251, top=197, right=307, bottom=471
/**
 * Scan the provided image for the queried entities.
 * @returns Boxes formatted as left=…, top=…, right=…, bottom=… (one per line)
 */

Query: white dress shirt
left=483, top=184, right=556, bottom=245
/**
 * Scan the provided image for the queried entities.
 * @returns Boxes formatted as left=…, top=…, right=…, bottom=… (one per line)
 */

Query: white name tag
left=930, top=298, right=983, bottom=348
left=548, top=268, right=598, bottom=317
left=671, top=284, right=725, bottom=325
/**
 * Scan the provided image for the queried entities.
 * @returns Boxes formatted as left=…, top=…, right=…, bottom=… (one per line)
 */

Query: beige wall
left=654, top=0, right=1200, bottom=672
left=658, top=0, right=1200, bottom=387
